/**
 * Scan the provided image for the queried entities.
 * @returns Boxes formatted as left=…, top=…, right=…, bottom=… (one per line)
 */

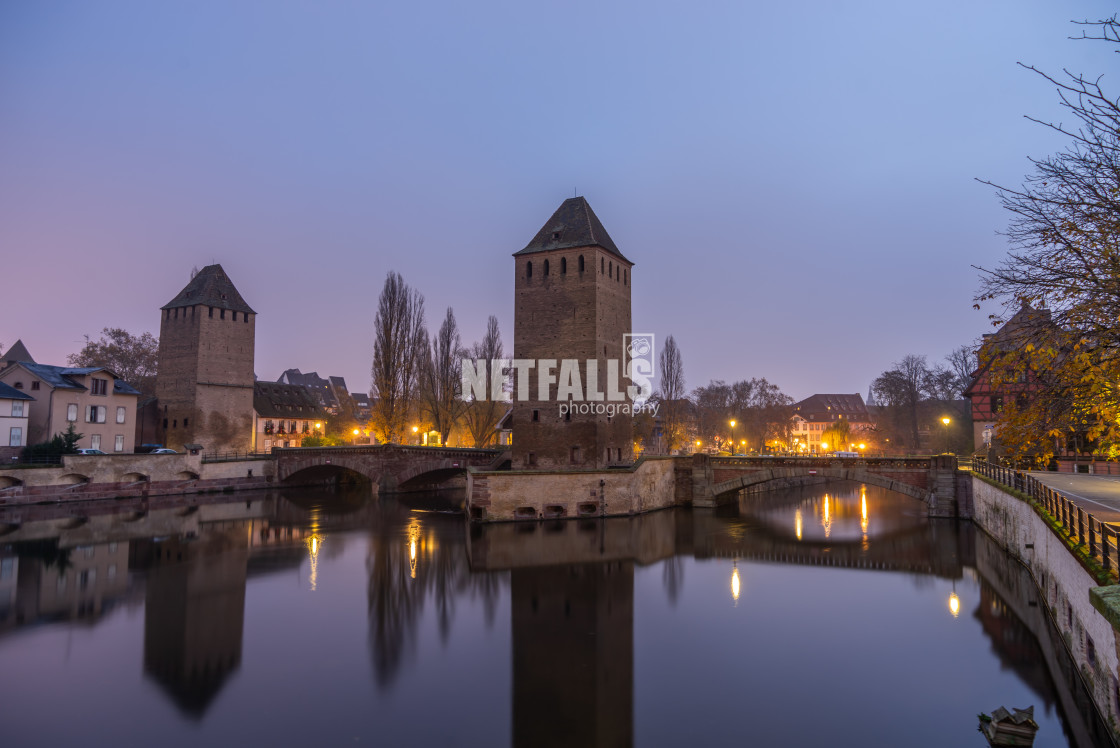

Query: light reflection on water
left=0, top=482, right=1113, bottom=747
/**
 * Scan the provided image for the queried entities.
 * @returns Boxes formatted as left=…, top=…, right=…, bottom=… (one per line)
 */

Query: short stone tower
left=155, top=265, right=256, bottom=453
left=512, top=197, right=634, bottom=469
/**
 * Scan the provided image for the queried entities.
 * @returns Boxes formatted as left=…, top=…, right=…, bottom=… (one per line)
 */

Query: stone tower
left=512, top=197, right=633, bottom=469
left=155, top=264, right=256, bottom=453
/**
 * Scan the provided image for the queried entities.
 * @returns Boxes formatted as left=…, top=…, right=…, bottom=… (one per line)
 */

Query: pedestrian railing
left=200, top=451, right=272, bottom=463
left=973, top=460, right=1117, bottom=576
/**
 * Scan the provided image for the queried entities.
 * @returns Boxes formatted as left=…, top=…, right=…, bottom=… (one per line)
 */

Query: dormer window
left=552, top=231, right=561, bottom=240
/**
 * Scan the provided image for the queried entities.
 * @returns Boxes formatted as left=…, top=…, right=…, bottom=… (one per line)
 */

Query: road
left=1027, top=472, right=1120, bottom=525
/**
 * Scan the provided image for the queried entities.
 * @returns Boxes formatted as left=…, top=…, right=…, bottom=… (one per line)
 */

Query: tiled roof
left=794, top=393, right=869, bottom=421
left=328, top=376, right=348, bottom=392
left=0, top=381, right=33, bottom=401
left=253, top=382, right=329, bottom=419
left=0, top=339, right=34, bottom=366
left=114, top=379, right=142, bottom=396
left=161, top=264, right=256, bottom=314
left=515, top=197, right=631, bottom=263
left=3, top=362, right=139, bottom=395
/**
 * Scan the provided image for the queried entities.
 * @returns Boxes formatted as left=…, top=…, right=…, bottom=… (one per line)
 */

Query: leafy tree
left=370, top=272, right=427, bottom=444
left=68, top=327, right=158, bottom=394
left=21, top=424, right=83, bottom=463
left=977, top=17, right=1120, bottom=458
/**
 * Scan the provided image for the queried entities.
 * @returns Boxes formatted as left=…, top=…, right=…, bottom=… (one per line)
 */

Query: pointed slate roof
left=515, top=196, right=631, bottom=263
left=0, top=339, right=35, bottom=366
left=161, top=264, right=256, bottom=314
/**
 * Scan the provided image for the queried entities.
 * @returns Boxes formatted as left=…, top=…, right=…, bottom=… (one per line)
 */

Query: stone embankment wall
left=971, top=476, right=1120, bottom=730
left=466, top=457, right=677, bottom=522
left=0, top=453, right=277, bottom=505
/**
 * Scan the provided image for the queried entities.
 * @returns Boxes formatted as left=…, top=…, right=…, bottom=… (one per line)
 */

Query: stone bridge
left=275, top=445, right=505, bottom=493
left=687, top=454, right=969, bottom=518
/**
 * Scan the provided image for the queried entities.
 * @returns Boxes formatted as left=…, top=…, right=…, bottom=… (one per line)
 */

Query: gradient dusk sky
left=2, top=1, right=1116, bottom=401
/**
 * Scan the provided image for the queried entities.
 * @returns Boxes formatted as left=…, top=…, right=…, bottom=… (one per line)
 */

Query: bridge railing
left=972, top=460, right=1117, bottom=578
left=201, top=451, right=273, bottom=463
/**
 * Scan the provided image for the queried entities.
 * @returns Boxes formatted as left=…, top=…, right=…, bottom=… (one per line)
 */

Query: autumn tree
left=68, top=327, right=158, bottom=394
left=977, top=18, right=1120, bottom=458
left=462, top=316, right=505, bottom=448
left=370, top=272, right=426, bottom=444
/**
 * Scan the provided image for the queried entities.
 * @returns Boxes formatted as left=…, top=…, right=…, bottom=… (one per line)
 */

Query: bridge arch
left=712, top=466, right=929, bottom=504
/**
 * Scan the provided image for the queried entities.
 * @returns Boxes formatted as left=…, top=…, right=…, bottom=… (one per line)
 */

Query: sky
left=2, top=1, right=1117, bottom=402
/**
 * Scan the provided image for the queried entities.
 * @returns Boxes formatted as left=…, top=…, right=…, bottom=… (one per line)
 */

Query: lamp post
left=729, top=420, right=736, bottom=454
left=413, top=425, right=420, bottom=446
left=941, top=416, right=951, bottom=454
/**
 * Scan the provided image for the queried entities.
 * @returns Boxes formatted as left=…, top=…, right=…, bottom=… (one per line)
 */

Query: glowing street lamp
left=413, top=425, right=420, bottom=445
left=729, top=420, right=736, bottom=453
left=821, top=441, right=829, bottom=450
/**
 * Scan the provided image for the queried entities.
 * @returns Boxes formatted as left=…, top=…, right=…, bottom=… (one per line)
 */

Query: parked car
left=150, top=448, right=178, bottom=454
left=75, top=448, right=107, bottom=455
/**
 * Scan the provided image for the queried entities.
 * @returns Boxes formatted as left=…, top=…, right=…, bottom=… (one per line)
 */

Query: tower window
left=609, top=261, right=613, bottom=278
left=543, top=259, right=550, bottom=276
left=209, top=307, right=214, bottom=318
left=561, top=257, right=567, bottom=274
left=232, top=311, right=237, bottom=322
left=601, top=258, right=604, bottom=273
left=624, top=269, right=627, bottom=285
left=579, top=255, right=584, bottom=272
left=220, top=309, right=225, bottom=320
left=527, top=261, right=533, bottom=279
left=245, top=313, right=249, bottom=323
left=552, top=231, right=560, bottom=240
left=532, top=409, right=540, bottom=422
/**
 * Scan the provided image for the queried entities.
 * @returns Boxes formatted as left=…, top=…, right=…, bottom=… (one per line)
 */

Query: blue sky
left=2, top=1, right=1116, bottom=400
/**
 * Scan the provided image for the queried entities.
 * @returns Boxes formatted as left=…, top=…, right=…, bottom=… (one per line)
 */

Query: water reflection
left=0, top=482, right=1113, bottom=747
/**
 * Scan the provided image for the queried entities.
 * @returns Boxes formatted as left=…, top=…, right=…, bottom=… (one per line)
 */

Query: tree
left=370, top=272, right=427, bottom=444
left=976, top=18, right=1120, bottom=457
left=657, top=335, right=687, bottom=452
left=462, top=316, right=505, bottom=448
left=421, top=307, right=466, bottom=447
left=68, top=327, right=158, bottom=394
left=871, top=355, right=932, bottom=448
left=945, top=345, right=976, bottom=395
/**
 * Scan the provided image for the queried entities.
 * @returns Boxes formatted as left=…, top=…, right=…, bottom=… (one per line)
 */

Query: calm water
left=0, top=482, right=1113, bottom=747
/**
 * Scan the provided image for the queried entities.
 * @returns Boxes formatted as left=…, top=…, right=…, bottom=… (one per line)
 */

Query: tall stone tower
left=155, top=264, right=256, bottom=453
left=512, top=197, right=633, bottom=469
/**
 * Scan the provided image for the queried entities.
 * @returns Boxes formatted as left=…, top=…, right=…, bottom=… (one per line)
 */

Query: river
left=0, top=482, right=1112, bottom=747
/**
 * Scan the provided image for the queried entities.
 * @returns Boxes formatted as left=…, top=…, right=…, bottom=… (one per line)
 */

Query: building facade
left=790, top=393, right=873, bottom=454
left=252, top=382, right=329, bottom=451
left=0, top=362, right=140, bottom=453
left=0, top=381, right=33, bottom=460
left=512, top=197, right=634, bottom=469
left=155, top=265, right=256, bottom=454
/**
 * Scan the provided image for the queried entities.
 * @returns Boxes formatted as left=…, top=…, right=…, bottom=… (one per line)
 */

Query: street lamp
left=729, top=420, right=736, bottom=454
left=413, top=425, right=420, bottom=445
left=696, top=440, right=702, bottom=454
left=941, top=416, right=952, bottom=454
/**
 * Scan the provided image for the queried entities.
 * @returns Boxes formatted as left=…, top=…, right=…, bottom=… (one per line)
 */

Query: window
left=264, top=439, right=272, bottom=449
left=624, top=269, right=627, bottom=285
left=209, top=306, right=214, bottom=318
left=601, top=257, right=604, bottom=273
left=116, top=406, right=126, bottom=424
left=183, top=417, right=189, bottom=428
left=532, top=409, right=540, bottom=422
left=90, top=434, right=101, bottom=450
left=992, top=395, right=1004, bottom=413
left=11, top=401, right=23, bottom=417
left=578, top=255, right=584, bottom=272
left=528, top=452, right=537, bottom=467
left=561, top=257, right=567, bottom=274
left=609, top=261, right=612, bottom=278
left=220, top=308, right=225, bottom=320
left=12, top=382, right=21, bottom=389
left=9, top=427, right=21, bottom=447
left=232, top=311, right=237, bottom=322
left=543, top=259, right=550, bottom=276
left=91, top=378, right=108, bottom=396
left=30, top=381, right=39, bottom=391
left=114, top=435, right=124, bottom=452
left=85, top=405, right=106, bottom=423
left=570, top=446, right=581, bottom=464
left=245, top=313, right=249, bottom=323
left=527, top=261, right=533, bottom=279
left=162, top=418, right=168, bottom=429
